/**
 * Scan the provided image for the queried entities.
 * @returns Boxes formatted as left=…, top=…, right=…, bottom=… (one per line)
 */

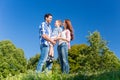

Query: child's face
left=54, top=20, right=61, bottom=27
left=63, top=21, right=66, bottom=29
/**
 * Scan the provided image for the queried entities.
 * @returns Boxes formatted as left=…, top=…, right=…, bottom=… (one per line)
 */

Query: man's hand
left=42, top=34, right=56, bottom=45
left=51, top=40, right=56, bottom=45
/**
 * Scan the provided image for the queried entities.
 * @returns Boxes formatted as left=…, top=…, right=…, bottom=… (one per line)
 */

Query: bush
left=0, top=40, right=27, bottom=78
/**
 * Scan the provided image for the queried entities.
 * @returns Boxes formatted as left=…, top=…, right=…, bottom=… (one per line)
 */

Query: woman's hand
left=55, top=37, right=69, bottom=42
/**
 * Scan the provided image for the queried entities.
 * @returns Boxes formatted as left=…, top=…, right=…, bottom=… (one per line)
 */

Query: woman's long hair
left=64, top=19, right=74, bottom=40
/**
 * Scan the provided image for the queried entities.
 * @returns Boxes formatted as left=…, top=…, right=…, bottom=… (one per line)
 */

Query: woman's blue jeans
left=36, top=44, right=52, bottom=73
left=57, top=42, right=69, bottom=73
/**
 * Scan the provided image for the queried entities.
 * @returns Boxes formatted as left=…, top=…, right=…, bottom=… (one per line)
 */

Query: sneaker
left=51, top=56, right=54, bottom=60
left=49, top=59, right=53, bottom=63
left=46, top=56, right=50, bottom=62
left=49, top=56, right=54, bottom=63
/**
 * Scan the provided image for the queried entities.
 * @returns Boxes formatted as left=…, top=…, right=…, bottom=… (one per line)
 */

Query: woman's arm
left=66, top=30, right=71, bottom=42
left=56, top=30, right=71, bottom=42
left=56, top=37, right=69, bottom=42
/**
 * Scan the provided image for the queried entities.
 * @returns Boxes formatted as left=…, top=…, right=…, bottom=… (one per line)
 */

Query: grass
left=2, top=70, right=120, bottom=80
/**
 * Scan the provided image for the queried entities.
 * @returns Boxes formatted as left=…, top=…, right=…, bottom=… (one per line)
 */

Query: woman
left=56, top=19, right=74, bottom=73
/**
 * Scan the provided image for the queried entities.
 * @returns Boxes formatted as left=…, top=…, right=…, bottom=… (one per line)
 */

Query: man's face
left=46, top=16, right=52, bottom=23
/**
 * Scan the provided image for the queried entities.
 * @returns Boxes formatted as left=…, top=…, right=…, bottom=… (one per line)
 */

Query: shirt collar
left=45, top=21, right=50, bottom=27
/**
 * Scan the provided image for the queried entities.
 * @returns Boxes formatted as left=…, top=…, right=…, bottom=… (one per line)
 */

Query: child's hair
left=56, top=20, right=62, bottom=27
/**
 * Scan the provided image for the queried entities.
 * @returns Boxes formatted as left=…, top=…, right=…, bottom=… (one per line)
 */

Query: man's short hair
left=44, top=13, right=52, bottom=20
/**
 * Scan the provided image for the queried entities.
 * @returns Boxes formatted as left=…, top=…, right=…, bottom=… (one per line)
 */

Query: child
left=47, top=20, right=63, bottom=62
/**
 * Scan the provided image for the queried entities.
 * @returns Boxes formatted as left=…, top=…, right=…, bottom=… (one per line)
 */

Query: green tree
left=68, top=31, right=120, bottom=74
left=86, top=31, right=120, bottom=72
left=27, top=53, right=40, bottom=70
left=68, top=44, right=88, bottom=73
left=0, top=40, right=27, bottom=78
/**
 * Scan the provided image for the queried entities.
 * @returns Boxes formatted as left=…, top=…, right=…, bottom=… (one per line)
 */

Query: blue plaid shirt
left=52, top=27, right=62, bottom=37
left=39, top=22, right=52, bottom=46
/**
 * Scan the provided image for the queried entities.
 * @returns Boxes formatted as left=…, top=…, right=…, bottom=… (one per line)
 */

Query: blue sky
left=0, top=0, right=120, bottom=59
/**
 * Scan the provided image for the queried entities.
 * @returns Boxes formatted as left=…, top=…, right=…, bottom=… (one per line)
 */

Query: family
left=36, top=13, right=74, bottom=74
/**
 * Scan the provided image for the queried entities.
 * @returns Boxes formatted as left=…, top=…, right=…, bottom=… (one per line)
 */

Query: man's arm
left=40, top=22, right=56, bottom=45
left=42, top=34, right=56, bottom=45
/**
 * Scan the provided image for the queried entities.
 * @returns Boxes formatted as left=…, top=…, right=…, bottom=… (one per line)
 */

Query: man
left=36, top=13, right=56, bottom=73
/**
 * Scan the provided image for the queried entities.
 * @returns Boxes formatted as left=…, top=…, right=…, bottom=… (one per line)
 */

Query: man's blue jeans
left=36, top=44, right=52, bottom=73
left=57, top=42, right=69, bottom=73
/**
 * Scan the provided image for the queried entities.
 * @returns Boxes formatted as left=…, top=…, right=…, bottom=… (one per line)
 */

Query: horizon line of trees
left=0, top=31, right=120, bottom=78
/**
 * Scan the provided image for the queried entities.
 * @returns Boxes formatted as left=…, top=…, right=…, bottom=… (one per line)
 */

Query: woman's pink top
left=58, top=29, right=71, bottom=49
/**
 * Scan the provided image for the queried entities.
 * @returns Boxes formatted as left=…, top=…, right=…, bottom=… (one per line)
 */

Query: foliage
left=0, top=40, right=27, bottom=78
left=1, top=31, right=120, bottom=80
left=68, top=44, right=88, bottom=73
left=68, top=31, right=120, bottom=73
left=52, top=59, right=61, bottom=74
left=27, top=53, right=40, bottom=70
left=3, top=70, right=120, bottom=80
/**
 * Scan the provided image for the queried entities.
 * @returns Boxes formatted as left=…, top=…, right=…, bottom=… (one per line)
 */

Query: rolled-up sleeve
left=41, top=23, right=46, bottom=35
left=39, top=23, right=47, bottom=37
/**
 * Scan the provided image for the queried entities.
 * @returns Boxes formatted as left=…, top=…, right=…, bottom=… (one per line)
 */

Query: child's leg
left=48, top=44, right=54, bottom=62
left=51, top=47, right=54, bottom=57
left=49, top=44, right=54, bottom=56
